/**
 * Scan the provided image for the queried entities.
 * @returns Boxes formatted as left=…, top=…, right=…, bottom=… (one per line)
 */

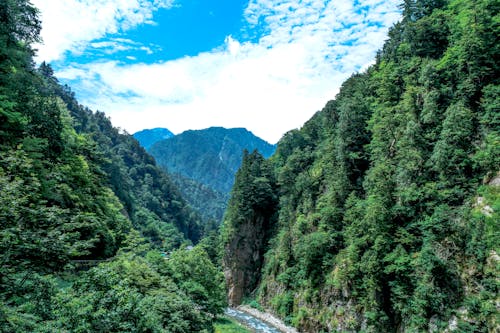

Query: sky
left=31, top=0, right=401, bottom=144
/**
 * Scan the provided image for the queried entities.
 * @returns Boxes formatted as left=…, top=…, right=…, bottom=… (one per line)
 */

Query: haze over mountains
left=134, top=127, right=276, bottom=222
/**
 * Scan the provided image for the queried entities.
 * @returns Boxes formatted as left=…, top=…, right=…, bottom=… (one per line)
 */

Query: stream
left=225, top=308, right=284, bottom=333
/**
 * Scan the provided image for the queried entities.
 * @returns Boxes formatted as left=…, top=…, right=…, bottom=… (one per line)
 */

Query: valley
left=0, top=0, right=498, bottom=332
left=136, top=127, right=276, bottom=223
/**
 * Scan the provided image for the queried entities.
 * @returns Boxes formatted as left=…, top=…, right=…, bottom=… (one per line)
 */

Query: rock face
left=222, top=150, right=277, bottom=307
left=224, top=214, right=268, bottom=306
left=488, top=172, right=500, bottom=186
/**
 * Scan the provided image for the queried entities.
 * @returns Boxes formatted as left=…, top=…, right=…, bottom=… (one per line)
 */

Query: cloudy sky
left=32, top=0, right=401, bottom=143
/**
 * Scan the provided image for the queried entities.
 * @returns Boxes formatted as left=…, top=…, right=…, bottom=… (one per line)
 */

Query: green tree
left=167, top=246, right=227, bottom=320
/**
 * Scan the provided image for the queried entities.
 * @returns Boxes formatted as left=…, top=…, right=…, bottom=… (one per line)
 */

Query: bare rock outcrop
left=224, top=214, right=269, bottom=306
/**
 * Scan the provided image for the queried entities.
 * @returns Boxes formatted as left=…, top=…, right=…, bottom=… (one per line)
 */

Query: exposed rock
left=447, top=315, right=458, bottom=331
left=224, top=214, right=270, bottom=306
left=488, top=250, right=500, bottom=264
left=429, top=315, right=439, bottom=332
left=482, top=205, right=494, bottom=216
left=488, top=172, right=500, bottom=186
left=474, top=196, right=494, bottom=217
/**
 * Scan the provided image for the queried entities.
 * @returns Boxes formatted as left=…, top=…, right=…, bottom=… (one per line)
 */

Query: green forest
left=148, top=127, right=276, bottom=224
left=223, top=0, right=499, bottom=332
left=0, top=0, right=498, bottom=332
left=0, top=1, right=225, bottom=331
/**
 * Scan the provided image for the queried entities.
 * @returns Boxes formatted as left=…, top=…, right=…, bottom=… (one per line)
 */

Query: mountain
left=133, top=127, right=174, bottom=150
left=0, top=2, right=225, bottom=331
left=148, top=127, right=276, bottom=222
left=223, top=1, right=499, bottom=332
left=150, top=127, right=276, bottom=194
left=170, top=173, right=230, bottom=225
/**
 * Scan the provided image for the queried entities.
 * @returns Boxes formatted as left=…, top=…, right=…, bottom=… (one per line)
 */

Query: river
left=225, top=307, right=296, bottom=333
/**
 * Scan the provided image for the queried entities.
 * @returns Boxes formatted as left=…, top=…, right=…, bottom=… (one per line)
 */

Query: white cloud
left=32, top=0, right=173, bottom=62
left=37, top=0, right=401, bottom=143
left=87, top=38, right=161, bottom=55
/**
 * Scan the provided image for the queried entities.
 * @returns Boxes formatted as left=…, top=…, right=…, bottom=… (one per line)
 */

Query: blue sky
left=32, top=0, right=401, bottom=143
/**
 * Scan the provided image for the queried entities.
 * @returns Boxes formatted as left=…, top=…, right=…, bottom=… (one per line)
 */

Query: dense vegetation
left=149, top=127, right=276, bottom=222
left=133, top=127, right=174, bottom=150
left=223, top=0, right=499, bottom=331
left=214, top=317, right=251, bottom=333
left=223, top=150, right=278, bottom=305
left=0, top=1, right=225, bottom=331
left=2, top=0, right=498, bottom=331
left=170, top=172, right=230, bottom=227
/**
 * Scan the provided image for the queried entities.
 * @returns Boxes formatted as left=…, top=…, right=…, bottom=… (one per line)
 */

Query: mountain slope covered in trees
left=223, top=0, right=499, bottom=331
left=170, top=173, right=230, bottom=226
left=150, top=127, right=276, bottom=194
left=0, top=1, right=225, bottom=331
left=149, top=127, right=276, bottom=222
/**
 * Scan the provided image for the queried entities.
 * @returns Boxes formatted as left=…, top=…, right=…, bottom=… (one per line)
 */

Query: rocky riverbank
left=235, top=306, right=299, bottom=333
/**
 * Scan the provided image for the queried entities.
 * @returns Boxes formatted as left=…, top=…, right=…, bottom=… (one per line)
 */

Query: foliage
left=149, top=127, right=276, bottom=223
left=48, top=242, right=224, bottom=332
left=214, top=317, right=251, bottom=333
left=2, top=0, right=499, bottom=331
left=224, top=0, right=500, bottom=331
left=222, top=150, right=278, bottom=305
left=170, top=172, right=230, bottom=224
left=166, top=246, right=227, bottom=319
left=0, top=1, right=214, bottom=331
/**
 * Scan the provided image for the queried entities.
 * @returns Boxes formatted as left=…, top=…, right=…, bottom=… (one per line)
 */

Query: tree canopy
left=224, top=0, right=499, bottom=331
left=0, top=1, right=223, bottom=331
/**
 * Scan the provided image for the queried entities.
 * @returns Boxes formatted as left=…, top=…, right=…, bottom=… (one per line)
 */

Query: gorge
left=0, top=0, right=498, bottom=332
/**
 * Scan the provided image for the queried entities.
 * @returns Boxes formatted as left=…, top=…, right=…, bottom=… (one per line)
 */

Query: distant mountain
left=170, top=173, right=230, bottom=224
left=150, top=127, right=276, bottom=194
left=133, top=127, right=174, bottom=150
left=148, top=127, right=276, bottom=222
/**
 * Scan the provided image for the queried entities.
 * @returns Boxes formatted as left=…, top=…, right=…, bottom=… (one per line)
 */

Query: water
left=225, top=308, right=284, bottom=333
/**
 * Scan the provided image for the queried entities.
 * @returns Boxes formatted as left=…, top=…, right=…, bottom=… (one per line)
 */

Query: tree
left=167, top=246, right=227, bottom=320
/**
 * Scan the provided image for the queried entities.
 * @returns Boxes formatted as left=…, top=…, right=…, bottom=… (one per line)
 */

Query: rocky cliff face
left=222, top=150, right=277, bottom=306
left=224, top=213, right=269, bottom=306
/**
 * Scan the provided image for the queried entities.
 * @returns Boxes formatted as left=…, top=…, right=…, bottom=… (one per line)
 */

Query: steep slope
left=47, top=70, right=203, bottom=247
left=133, top=127, right=174, bottom=150
left=223, top=0, right=499, bottom=332
left=170, top=173, right=230, bottom=225
left=222, top=150, right=278, bottom=306
left=150, top=127, right=276, bottom=194
left=149, top=127, right=276, bottom=222
left=0, top=1, right=219, bottom=331
left=1, top=57, right=202, bottom=261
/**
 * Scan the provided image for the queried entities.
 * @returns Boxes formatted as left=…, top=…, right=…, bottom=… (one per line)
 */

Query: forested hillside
left=170, top=173, right=230, bottom=226
left=149, top=127, right=276, bottom=222
left=223, top=0, right=499, bottom=332
left=3, top=0, right=499, bottom=331
left=0, top=1, right=225, bottom=331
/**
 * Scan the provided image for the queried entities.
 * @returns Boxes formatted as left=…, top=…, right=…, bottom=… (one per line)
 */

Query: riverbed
left=225, top=307, right=299, bottom=333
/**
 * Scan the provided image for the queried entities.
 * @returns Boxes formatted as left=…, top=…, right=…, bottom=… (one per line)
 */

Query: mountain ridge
left=133, top=127, right=174, bottom=150
left=146, top=126, right=276, bottom=222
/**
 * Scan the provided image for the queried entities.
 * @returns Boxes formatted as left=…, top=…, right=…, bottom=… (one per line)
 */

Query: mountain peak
left=133, top=127, right=174, bottom=150
left=150, top=127, right=276, bottom=194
